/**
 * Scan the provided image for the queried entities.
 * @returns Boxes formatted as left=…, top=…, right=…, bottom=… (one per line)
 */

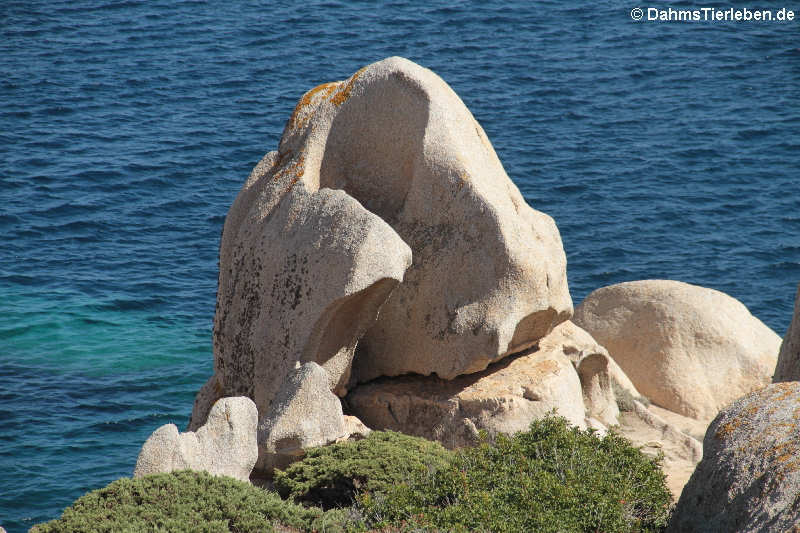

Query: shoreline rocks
left=125, top=60, right=789, bottom=522
left=346, top=321, right=622, bottom=447
left=346, top=324, right=588, bottom=448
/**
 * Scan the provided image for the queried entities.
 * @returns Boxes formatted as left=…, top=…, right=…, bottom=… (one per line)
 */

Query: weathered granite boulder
left=134, top=397, right=257, bottom=482
left=346, top=321, right=592, bottom=448
left=188, top=185, right=412, bottom=431
left=338, top=58, right=573, bottom=381
left=773, top=283, right=800, bottom=382
left=223, top=56, right=570, bottom=389
left=574, top=280, right=780, bottom=421
left=668, top=382, right=800, bottom=532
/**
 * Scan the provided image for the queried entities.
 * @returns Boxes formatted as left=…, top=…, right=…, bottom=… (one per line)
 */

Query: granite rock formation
left=258, top=362, right=348, bottom=473
left=346, top=321, right=617, bottom=447
left=189, top=57, right=573, bottom=469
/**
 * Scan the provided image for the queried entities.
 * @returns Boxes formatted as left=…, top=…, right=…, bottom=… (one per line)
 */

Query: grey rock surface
left=669, top=382, right=800, bottom=532
left=134, top=396, right=258, bottom=482
left=773, top=283, right=800, bottom=382
left=574, top=280, right=780, bottom=421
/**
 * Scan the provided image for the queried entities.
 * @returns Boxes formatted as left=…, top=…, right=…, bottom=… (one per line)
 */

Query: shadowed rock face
left=190, top=57, right=572, bottom=471
left=773, top=283, right=800, bottom=382
left=669, top=382, right=800, bottom=533
left=574, top=279, right=780, bottom=421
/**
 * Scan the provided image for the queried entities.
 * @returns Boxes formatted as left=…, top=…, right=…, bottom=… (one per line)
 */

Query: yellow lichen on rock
left=289, top=82, right=340, bottom=130
left=330, top=66, right=367, bottom=107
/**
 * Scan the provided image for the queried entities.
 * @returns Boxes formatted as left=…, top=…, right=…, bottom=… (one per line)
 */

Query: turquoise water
left=3, top=1, right=799, bottom=530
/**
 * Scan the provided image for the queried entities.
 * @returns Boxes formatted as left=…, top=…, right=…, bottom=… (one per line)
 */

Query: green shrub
left=274, top=430, right=453, bottom=510
left=357, top=416, right=673, bottom=533
left=34, top=422, right=672, bottom=533
left=31, top=470, right=357, bottom=533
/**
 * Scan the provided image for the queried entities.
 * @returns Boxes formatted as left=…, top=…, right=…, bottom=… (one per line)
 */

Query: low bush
left=33, top=419, right=672, bottom=532
left=31, top=470, right=356, bottom=533
left=357, top=416, right=673, bottom=533
left=274, top=430, right=453, bottom=510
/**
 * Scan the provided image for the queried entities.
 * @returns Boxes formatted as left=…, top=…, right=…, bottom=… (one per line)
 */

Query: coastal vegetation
left=34, top=416, right=672, bottom=532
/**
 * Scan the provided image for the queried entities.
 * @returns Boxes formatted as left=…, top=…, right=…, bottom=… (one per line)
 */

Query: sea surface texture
left=2, top=1, right=799, bottom=530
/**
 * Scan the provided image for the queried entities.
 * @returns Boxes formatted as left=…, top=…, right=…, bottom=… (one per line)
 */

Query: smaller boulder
left=338, top=415, right=371, bottom=442
left=258, top=362, right=347, bottom=473
left=134, top=396, right=257, bottom=482
left=574, top=280, right=780, bottom=421
left=773, top=282, right=800, bottom=382
left=669, top=382, right=800, bottom=532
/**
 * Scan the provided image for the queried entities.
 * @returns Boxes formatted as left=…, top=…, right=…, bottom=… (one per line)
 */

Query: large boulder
left=773, top=283, right=800, bottom=382
left=191, top=57, right=573, bottom=469
left=236, top=56, right=570, bottom=386
left=573, top=280, right=780, bottom=421
left=345, top=322, right=595, bottom=448
left=134, top=397, right=258, bottom=482
left=669, top=382, right=800, bottom=532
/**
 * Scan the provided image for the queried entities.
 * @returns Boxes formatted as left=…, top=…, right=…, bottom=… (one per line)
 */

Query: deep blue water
left=2, top=1, right=799, bottom=530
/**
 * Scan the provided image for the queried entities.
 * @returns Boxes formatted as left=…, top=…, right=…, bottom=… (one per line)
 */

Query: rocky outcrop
left=668, top=382, right=800, bottom=532
left=188, top=57, right=573, bottom=470
left=773, top=283, right=800, bottom=382
left=327, top=58, right=572, bottom=381
left=134, top=397, right=258, bottom=482
left=574, top=280, right=780, bottom=421
left=346, top=321, right=619, bottom=447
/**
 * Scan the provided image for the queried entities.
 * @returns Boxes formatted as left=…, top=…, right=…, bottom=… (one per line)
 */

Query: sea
left=2, top=1, right=799, bottom=530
